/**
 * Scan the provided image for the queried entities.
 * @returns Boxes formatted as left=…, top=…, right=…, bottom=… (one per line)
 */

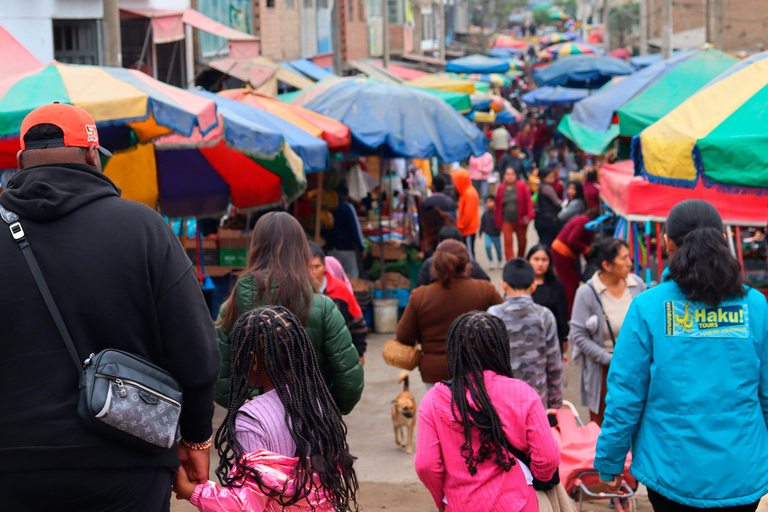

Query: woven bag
left=382, top=339, right=421, bottom=371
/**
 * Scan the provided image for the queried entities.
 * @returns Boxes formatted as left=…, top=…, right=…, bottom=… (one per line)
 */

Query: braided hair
left=215, top=306, right=359, bottom=510
left=446, top=311, right=516, bottom=476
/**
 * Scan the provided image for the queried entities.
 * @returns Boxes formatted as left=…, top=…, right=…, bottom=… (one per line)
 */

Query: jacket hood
left=0, top=163, right=120, bottom=223
left=452, top=169, right=472, bottom=195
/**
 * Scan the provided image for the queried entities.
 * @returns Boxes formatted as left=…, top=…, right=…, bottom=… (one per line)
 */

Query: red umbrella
left=610, top=48, right=632, bottom=59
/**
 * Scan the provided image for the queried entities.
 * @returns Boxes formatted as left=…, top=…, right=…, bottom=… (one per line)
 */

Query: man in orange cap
left=0, top=103, right=220, bottom=510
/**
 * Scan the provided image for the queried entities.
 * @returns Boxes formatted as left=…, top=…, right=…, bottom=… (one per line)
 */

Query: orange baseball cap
left=20, top=103, right=112, bottom=157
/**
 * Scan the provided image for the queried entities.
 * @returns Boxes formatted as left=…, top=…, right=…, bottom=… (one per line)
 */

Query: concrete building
left=646, top=0, right=768, bottom=53
left=1, top=0, right=107, bottom=65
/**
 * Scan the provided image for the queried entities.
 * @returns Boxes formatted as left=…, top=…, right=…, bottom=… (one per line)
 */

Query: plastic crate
left=374, top=288, right=411, bottom=308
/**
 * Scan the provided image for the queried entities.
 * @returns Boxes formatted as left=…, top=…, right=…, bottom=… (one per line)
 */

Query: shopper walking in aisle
left=453, top=169, right=481, bottom=259
left=309, top=242, right=367, bottom=363
left=0, top=104, right=220, bottom=510
left=570, top=238, right=645, bottom=425
left=552, top=212, right=597, bottom=313
left=527, top=244, right=569, bottom=350
left=488, top=259, right=563, bottom=409
left=469, top=151, right=494, bottom=201
left=397, top=240, right=503, bottom=388
left=494, top=168, right=534, bottom=260
left=558, top=181, right=586, bottom=224
left=416, top=225, right=491, bottom=287
left=498, top=142, right=530, bottom=180
left=534, top=166, right=563, bottom=247
left=216, top=212, right=364, bottom=414
left=415, top=312, right=560, bottom=512
left=480, top=196, right=503, bottom=270
left=174, top=306, right=359, bottom=512
left=489, top=124, right=511, bottom=163
left=594, top=200, right=768, bottom=511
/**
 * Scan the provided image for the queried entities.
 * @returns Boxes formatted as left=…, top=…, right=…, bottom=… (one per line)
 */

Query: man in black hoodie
left=0, top=104, right=220, bottom=510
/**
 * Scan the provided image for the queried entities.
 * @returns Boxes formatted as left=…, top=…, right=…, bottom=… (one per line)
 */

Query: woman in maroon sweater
left=551, top=213, right=596, bottom=313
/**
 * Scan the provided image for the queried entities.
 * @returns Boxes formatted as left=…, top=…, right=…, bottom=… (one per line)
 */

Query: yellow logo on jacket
left=665, top=301, right=748, bottom=338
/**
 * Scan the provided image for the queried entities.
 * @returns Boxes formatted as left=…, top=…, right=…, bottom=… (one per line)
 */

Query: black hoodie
left=0, top=163, right=220, bottom=472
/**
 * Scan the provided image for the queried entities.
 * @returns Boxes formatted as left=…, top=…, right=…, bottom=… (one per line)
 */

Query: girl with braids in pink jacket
left=173, top=306, right=359, bottom=511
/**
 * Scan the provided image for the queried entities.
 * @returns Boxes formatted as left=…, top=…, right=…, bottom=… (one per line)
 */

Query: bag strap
left=1, top=206, right=86, bottom=388
left=586, top=282, right=617, bottom=346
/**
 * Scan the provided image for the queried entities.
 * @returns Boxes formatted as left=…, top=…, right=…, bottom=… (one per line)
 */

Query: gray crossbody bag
left=1, top=206, right=183, bottom=450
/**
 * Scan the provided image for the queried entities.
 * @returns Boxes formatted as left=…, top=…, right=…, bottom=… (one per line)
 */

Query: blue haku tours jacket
left=594, top=280, right=768, bottom=508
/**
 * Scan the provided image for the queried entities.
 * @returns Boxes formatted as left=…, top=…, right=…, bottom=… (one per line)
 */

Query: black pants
left=3, top=467, right=173, bottom=512
left=648, top=489, right=759, bottom=512
left=535, top=217, right=562, bottom=248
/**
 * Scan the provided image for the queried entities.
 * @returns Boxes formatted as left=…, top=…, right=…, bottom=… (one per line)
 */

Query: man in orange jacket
left=452, top=168, right=480, bottom=259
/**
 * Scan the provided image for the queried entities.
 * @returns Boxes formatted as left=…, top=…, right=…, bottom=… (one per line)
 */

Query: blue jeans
left=472, top=179, right=489, bottom=202
left=485, top=234, right=502, bottom=264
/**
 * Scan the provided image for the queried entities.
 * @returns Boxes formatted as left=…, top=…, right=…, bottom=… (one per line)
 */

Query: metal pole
left=102, top=0, right=122, bottom=67
left=438, top=0, right=446, bottom=61
left=382, top=0, right=390, bottom=67
left=185, top=25, right=195, bottom=88
left=640, top=0, right=648, bottom=55
left=151, top=37, right=159, bottom=79
left=331, top=0, right=343, bottom=74
left=661, top=0, right=672, bottom=59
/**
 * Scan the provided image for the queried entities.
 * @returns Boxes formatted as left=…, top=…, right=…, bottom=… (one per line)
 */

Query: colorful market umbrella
left=446, top=54, right=510, bottom=74
left=558, top=49, right=737, bottom=154
left=301, top=79, right=486, bottom=162
left=218, top=88, right=351, bottom=152
left=486, top=47, right=523, bottom=59
left=534, top=55, right=634, bottom=89
left=460, top=73, right=511, bottom=87
left=0, top=62, right=218, bottom=170
left=609, top=48, right=632, bottom=59
left=404, top=75, right=475, bottom=94
left=491, top=35, right=527, bottom=49
left=522, top=86, right=590, bottom=106
left=546, top=42, right=596, bottom=57
left=632, top=51, right=768, bottom=190
left=539, top=31, right=579, bottom=47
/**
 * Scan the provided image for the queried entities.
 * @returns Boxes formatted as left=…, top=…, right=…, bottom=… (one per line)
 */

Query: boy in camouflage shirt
left=488, top=258, right=563, bottom=408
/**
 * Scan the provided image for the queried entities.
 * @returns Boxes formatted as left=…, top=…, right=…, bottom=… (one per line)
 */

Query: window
left=304, top=0, right=313, bottom=8
left=53, top=19, right=100, bottom=65
left=266, top=0, right=275, bottom=8
left=349, top=0, right=354, bottom=21
left=196, top=0, right=253, bottom=57
left=387, top=0, right=402, bottom=25
left=287, top=0, right=294, bottom=9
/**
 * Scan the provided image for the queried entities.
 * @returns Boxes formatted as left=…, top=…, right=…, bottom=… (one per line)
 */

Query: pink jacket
left=469, top=152, right=494, bottom=181
left=325, top=256, right=353, bottom=294
left=415, top=371, right=560, bottom=512
left=191, top=450, right=335, bottom=512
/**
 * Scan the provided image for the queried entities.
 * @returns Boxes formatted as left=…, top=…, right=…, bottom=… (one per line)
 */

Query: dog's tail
left=398, top=371, right=410, bottom=391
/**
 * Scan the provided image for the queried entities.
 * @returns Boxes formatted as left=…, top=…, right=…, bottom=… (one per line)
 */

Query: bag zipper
left=95, top=373, right=181, bottom=407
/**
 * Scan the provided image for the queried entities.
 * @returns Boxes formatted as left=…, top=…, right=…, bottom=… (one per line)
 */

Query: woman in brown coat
left=396, top=240, right=503, bottom=387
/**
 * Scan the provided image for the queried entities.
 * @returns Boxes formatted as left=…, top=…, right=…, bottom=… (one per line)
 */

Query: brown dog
left=392, top=371, right=417, bottom=454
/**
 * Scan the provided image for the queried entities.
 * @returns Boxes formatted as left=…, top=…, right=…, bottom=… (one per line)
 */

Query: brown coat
left=396, top=277, right=503, bottom=383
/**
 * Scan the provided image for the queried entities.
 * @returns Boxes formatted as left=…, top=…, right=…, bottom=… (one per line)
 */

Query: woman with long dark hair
left=534, top=167, right=562, bottom=247
left=557, top=181, right=586, bottom=224
left=174, top=306, right=359, bottom=511
left=527, top=244, right=569, bottom=350
left=593, top=200, right=768, bottom=511
left=415, top=312, right=560, bottom=511
left=215, top=212, right=363, bottom=414
left=570, top=237, right=646, bottom=425
left=397, top=240, right=503, bottom=388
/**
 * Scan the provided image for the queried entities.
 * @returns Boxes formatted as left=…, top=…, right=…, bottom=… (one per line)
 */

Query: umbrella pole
left=315, top=171, right=324, bottom=244
left=379, top=151, right=386, bottom=295
left=735, top=226, right=745, bottom=277
left=656, top=222, right=663, bottom=282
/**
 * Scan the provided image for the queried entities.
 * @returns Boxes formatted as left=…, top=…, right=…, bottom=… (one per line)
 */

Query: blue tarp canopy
left=569, top=51, right=695, bottom=133
left=522, top=86, right=590, bottom=106
left=533, top=55, right=634, bottom=88
left=471, top=95, right=493, bottom=111
left=486, top=47, right=522, bottom=58
left=446, top=54, right=510, bottom=74
left=285, top=59, right=336, bottom=81
left=194, top=90, right=329, bottom=172
left=302, top=79, right=487, bottom=162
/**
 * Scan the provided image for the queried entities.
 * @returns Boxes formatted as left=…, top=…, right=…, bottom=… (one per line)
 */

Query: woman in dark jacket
left=216, top=212, right=364, bottom=414
left=535, top=167, right=563, bottom=247
left=527, top=244, right=569, bottom=350
left=396, top=240, right=503, bottom=387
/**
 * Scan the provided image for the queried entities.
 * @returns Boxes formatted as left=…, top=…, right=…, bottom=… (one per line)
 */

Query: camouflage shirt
left=488, top=295, right=563, bottom=408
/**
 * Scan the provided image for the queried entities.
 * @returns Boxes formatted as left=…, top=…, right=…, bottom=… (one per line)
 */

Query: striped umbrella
left=547, top=42, right=596, bottom=57
left=218, top=88, right=351, bottom=152
left=539, top=32, right=578, bottom=47
left=633, top=51, right=768, bottom=191
left=491, top=35, right=527, bottom=49
left=0, top=62, right=309, bottom=216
